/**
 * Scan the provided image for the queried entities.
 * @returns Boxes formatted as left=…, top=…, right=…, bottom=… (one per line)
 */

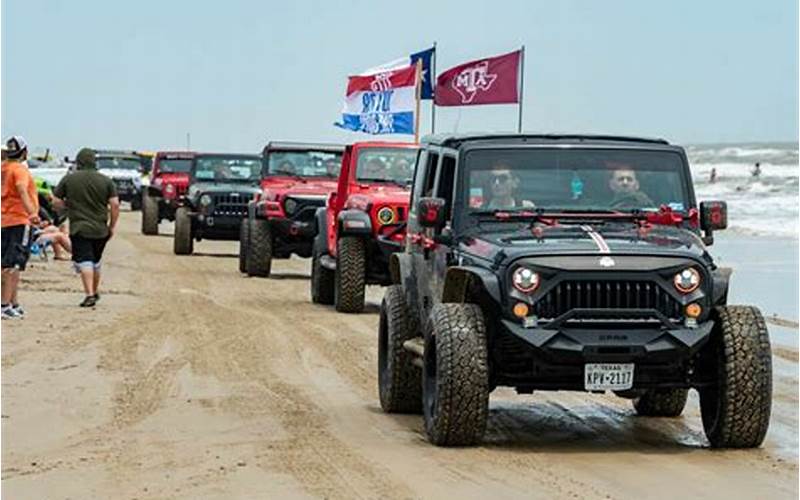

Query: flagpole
left=517, top=45, right=525, bottom=133
left=414, top=58, right=422, bottom=143
left=431, top=41, right=437, bottom=135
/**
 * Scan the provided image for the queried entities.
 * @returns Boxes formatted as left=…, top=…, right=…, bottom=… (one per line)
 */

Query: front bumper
left=193, top=213, right=243, bottom=240
left=493, top=314, right=714, bottom=390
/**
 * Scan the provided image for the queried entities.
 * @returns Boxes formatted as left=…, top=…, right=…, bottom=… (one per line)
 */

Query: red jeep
left=240, top=142, right=344, bottom=275
left=310, top=141, right=418, bottom=313
left=141, top=151, right=195, bottom=235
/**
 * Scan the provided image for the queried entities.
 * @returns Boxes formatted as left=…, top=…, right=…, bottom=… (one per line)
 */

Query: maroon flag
left=435, top=50, right=522, bottom=107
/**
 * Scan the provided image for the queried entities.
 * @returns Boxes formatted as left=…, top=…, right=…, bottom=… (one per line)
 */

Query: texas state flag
left=335, top=64, right=417, bottom=135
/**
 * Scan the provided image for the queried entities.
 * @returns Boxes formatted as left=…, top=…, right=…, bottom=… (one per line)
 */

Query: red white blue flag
left=335, top=65, right=418, bottom=135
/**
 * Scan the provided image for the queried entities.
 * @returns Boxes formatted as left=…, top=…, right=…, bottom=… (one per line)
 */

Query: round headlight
left=674, top=268, right=701, bottom=294
left=377, top=206, right=396, bottom=225
left=199, top=194, right=212, bottom=206
left=512, top=267, right=540, bottom=293
left=284, top=198, right=298, bottom=215
left=164, top=183, right=175, bottom=194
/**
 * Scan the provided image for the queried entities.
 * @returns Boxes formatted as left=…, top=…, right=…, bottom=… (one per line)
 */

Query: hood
left=350, top=183, right=410, bottom=206
left=189, top=182, right=262, bottom=196
left=155, top=172, right=189, bottom=186
left=99, top=169, right=141, bottom=180
left=459, top=221, right=710, bottom=264
left=260, top=177, right=338, bottom=197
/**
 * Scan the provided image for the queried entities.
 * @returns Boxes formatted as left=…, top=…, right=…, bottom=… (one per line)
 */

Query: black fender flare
left=247, top=200, right=259, bottom=220
left=712, top=266, right=732, bottom=305
left=337, top=209, right=372, bottom=237
left=314, top=207, right=329, bottom=253
left=441, top=266, right=502, bottom=304
left=146, top=186, right=162, bottom=198
left=389, top=252, right=412, bottom=286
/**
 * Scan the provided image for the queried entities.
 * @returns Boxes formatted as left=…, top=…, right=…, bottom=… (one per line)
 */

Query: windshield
left=193, top=156, right=262, bottom=183
left=464, top=149, right=690, bottom=215
left=265, top=150, right=343, bottom=178
left=356, top=148, right=417, bottom=184
left=97, top=157, right=141, bottom=171
left=158, top=158, right=192, bottom=173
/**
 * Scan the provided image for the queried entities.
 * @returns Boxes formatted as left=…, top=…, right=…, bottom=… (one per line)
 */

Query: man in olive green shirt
left=53, top=148, right=120, bottom=307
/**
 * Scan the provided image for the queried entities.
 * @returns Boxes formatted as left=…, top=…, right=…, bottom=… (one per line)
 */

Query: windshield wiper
left=272, top=170, right=306, bottom=182
left=358, top=177, right=409, bottom=187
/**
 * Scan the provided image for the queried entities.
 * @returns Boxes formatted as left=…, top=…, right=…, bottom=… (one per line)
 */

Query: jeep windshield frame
left=263, top=149, right=344, bottom=179
left=96, top=156, right=142, bottom=172
left=355, top=147, right=417, bottom=186
left=191, top=155, right=263, bottom=184
left=453, top=146, right=696, bottom=235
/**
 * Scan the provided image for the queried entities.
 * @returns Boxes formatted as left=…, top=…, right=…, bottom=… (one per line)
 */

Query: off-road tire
left=700, top=305, right=772, bottom=448
left=334, top=236, right=366, bottom=313
left=238, top=218, right=249, bottom=274
left=378, top=285, right=422, bottom=413
left=423, top=303, right=489, bottom=446
left=141, top=191, right=159, bottom=235
left=246, top=219, right=272, bottom=277
left=311, top=242, right=335, bottom=305
left=633, top=389, right=689, bottom=417
left=173, top=207, right=193, bottom=255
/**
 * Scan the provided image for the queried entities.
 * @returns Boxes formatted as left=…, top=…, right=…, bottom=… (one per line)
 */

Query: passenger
left=606, top=162, right=654, bottom=208
left=362, top=158, right=387, bottom=179
left=390, top=157, right=412, bottom=181
left=324, top=158, right=340, bottom=177
left=482, top=161, right=533, bottom=210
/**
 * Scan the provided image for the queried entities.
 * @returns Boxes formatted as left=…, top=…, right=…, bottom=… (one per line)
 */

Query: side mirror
left=699, top=201, right=727, bottom=245
left=417, top=197, right=446, bottom=229
left=700, top=201, right=728, bottom=231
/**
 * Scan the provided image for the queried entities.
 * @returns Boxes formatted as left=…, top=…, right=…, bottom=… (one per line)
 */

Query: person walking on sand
left=1, top=136, right=40, bottom=319
left=53, top=148, right=120, bottom=307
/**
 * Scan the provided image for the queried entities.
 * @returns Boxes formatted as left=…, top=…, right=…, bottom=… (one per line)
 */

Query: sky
left=1, top=0, right=798, bottom=156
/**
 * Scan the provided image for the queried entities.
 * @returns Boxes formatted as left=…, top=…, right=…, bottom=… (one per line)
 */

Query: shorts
left=1, top=225, right=31, bottom=270
left=71, top=234, right=109, bottom=270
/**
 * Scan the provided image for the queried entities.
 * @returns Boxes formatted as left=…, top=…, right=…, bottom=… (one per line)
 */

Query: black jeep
left=380, top=133, right=771, bottom=448
left=173, top=153, right=262, bottom=255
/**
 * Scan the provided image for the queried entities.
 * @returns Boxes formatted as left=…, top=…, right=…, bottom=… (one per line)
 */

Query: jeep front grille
left=532, top=280, right=682, bottom=321
left=211, top=193, right=249, bottom=217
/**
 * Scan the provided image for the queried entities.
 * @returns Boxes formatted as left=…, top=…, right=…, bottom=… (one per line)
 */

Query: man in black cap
left=53, top=148, right=120, bottom=307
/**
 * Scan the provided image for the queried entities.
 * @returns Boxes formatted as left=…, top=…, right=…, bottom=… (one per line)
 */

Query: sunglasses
left=491, top=173, right=513, bottom=184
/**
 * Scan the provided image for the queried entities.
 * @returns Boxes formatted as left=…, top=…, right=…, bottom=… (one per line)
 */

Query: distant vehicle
left=310, top=141, right=417, bottom=312
left=141, top=151, right=195, bottom=235
left=240, top=142, right=344, bottom=276
left=379, top=133, right=771, bottom=449
left=95, top=150, right=145, bottom=210
left=173, top=153, right=262, bottom=255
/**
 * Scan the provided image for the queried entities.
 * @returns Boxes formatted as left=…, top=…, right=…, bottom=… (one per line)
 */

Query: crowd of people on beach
left=1, top=136, right=120, bottom=318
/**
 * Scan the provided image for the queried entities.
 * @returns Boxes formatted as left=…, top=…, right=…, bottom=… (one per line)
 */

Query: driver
left=483, top=161, right=534, bottom=210
left=276, top=160, right=296, bottom=174
left=362, top=157, right=387, bottom=179
left=606, top=162, right=653, bottom=208
left=214, top=163, right=234, bottom=180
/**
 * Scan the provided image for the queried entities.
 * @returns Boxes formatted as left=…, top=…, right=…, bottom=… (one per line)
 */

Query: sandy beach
left=2, top=211, right=797, bottom=499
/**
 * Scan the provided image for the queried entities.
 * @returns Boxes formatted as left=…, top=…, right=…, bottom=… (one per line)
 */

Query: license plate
left=584, top=363, right=634, bottom=391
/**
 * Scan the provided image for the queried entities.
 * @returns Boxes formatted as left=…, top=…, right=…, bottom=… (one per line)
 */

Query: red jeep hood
left=156, top=172, right=189, bottom=186
left=260, top=177, right=338, bottom=196
left=352, top=184, right=410, bottom=206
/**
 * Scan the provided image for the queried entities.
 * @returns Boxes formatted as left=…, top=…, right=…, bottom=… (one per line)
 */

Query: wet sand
left=2, top=213, right=797, bottom=499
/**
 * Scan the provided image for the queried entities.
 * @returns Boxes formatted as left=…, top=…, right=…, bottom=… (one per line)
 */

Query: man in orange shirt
left=2, top=136, right=40, bottom=319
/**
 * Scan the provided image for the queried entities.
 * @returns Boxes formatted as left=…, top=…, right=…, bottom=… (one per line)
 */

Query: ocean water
left=687, top=143, right=798, bottom=238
